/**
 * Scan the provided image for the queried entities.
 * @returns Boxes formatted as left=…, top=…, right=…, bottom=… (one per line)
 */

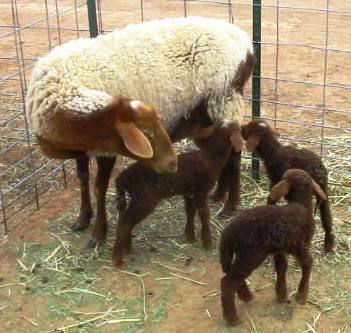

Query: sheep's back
left=26, top=17, right=252, bottom=140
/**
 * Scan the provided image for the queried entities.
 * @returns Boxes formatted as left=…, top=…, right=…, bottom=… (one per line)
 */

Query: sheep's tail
left=219, top=236, right=235, bottom=274
left=116, top=183, right=127, bottom=213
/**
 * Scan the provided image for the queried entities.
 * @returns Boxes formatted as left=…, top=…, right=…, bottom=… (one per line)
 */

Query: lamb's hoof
left=112, top=255, right=124, bottom=267
left=185, top=232, right=196, bottom=243
left=225, top=316, right=241, bottom=326
left=324, top=237, right=336, bottom=253
left=295, top=293, right=307, bottom=305
left=86, top=238, right=104, bottom=249
left=71, top=222, right=88, bottom=232
left=276, top=295, right=289, bottom=303
left=211, top=192, right=225, bottom=203
left=202, top=238, right=213, bottom=250
left=239, top=292, right=254, bottom=303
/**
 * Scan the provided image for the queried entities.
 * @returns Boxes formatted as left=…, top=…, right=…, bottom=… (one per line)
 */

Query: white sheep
left=26, top=16, right=254, bottom=246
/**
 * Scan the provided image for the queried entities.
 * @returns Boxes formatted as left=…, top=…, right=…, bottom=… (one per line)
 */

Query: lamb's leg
left=221, top=151, right=241, bottom=215
left=72, top=156, right=93, bottom=231
left=319, top=197, right=336, bottom=253
left=295, top=250, right=313, bottom=304
left=184, top=196, right=197, bottom=243
left=221, top=254, right=265, bottom=326
left=237, top=280, right=253, bottom=302
left=194, top=195, right=212, bottom=249
left=221, top=275, right=241, bottom=326
left=112, top=199, right=158, bottom=267
left=212, top=161, right=230, bottom=203
left=87, top=156, right=116, bottom=248
left=274, top=253, right=288, bottom=303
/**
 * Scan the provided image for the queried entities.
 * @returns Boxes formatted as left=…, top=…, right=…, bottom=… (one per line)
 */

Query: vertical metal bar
left=12, top=0, right=40, bottom=209
left=74, top=0, right=80, bottom=38
left=140, top=0, right=144, bottom=22
left=274, top=0, right=280, bottom=127
left=252, top=0, right=262, bottom=180
left=228, top=0, right=234, bottom=23
left=54, top=0, right=62, bottom=44
left=0, top=184, right=8, bottom=234
left=87, top=0, right=99, bottom=38
left=97, top=0, right=103, bottom=33
left=44, top=0, right=52, bottom=49
left=321, top=0, right=330, bottom=156
left=183, top=0, right=187, bottom=18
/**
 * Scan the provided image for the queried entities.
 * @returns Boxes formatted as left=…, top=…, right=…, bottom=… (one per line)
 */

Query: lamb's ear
left=268, top=180, right=290, bottom=202
left=230, top=130, right=243, bottom=153
left=116, top=122, right=153, bottom=159
left=311, top=179, right=327, bottom=202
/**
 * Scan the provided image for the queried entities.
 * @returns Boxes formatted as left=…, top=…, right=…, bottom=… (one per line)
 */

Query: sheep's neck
left=201, top=145, right=232, bottom=179
left=256, top=135, right=285, bottom=174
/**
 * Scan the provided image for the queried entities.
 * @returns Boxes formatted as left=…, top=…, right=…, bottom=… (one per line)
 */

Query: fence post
left=87, top=0, right=99, bottom=38
left=252, top=0, right=262, bottom=180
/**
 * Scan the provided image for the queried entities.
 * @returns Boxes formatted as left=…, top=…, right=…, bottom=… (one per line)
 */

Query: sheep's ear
left=268, top=180, right=290, bottom=202
left=311, top=179, right=327, bottom=202
left=116, top=122, right=153, bottom=159
left=230, top=131, right=243, bottom=153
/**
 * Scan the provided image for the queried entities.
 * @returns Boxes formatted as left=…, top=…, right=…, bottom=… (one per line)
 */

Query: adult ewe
left=26, top=16, right=254, bottom=246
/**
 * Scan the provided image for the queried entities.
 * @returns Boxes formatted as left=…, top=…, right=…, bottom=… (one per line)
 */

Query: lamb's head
left=115, top=98, right=177, bottom=173
left=268, top=169, right=326, bottom=207
left=241, top=119, right=280, bottom=152
left=193, top=120, right=243, bottom=155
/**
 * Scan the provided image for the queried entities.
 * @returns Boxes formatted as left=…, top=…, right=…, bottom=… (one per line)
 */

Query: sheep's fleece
left=26, top=17, right=253, bottom=142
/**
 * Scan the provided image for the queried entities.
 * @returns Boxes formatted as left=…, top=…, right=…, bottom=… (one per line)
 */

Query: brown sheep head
left=241, top=119, right=280, bottom=152
left=193, top=120, right=244, bottom=153
left=115, top=98, right=177, bottom=173
left=268, top=169, right=327, bottom=203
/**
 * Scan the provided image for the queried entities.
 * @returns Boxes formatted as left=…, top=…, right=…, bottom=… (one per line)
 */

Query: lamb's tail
left=219, top=236, right=235, bottom=274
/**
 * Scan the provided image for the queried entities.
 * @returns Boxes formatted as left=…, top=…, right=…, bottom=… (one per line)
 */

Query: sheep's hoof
left=71, top=222, right=89, bottom=232
left=185, top=234, right=196, bottom=243
left=211, top=192, right=226, bottom=203
left=202, top=238, right=213, bottom=250
left=218, top=204, right=237, bottom=217
left=276, top=295, right=289, bottom=303
left=324, top=237, right=336, bottom=253
left=295, top=293, right=307, bottom=305
left=238, top=290, right=254, bottom=302
left=86, top=238, right=104, bottom=249
left=112, top=255, right=124, bottom=267
left=225, top=316, right=241, bottom=326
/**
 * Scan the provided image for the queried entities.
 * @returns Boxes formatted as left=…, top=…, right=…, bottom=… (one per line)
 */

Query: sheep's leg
left=319, top=197, right=336, bottom=253
left=212, top=163, right=229, bottom=203
left=72, top=156, right=93, bottom=231
left=274, top=253, right=288, bottom=303
left=112, top=199, right=158, bottom=267
left=184, top=196, right=196, bottom=243
left=87, top=156, right=116, bottom=248
left=194, top=195, right=212, bottom=249
left=221, top=274, right=241, bottom=326
left=237, top=280, right=253, bottom=302
left=221, top=254, right=266, bottom=326
left=221, top=151, right=241, bottom=215
left=295, top=250, right=313, bottom=304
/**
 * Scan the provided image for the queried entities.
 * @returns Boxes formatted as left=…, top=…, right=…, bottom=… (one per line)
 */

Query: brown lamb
left=112, top=121, right=243, bottom=267
left=220, top=169, right=327, bottom=326
left=241, top=118, right=335, bottom=253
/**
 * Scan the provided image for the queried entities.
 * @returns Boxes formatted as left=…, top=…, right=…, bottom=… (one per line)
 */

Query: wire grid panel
left=1, top=0, right=350, bottom=236
left=0, top=0, right=92, bottom=235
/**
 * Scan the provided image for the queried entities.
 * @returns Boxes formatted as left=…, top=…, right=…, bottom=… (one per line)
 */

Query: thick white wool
left=26, top=16, right=252, bottom=141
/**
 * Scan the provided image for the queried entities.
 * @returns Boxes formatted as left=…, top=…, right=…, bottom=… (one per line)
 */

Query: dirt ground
left=0, top=0, right=350, bottom=332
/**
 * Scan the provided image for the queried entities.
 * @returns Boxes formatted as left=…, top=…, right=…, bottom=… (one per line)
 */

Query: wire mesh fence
left=1, top=0, right=350, bottom=237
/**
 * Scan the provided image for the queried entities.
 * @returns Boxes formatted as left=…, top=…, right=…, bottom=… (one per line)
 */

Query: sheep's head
left=193, top=120, right=243, bottom=154
left=268, top=169, right=326, bottom=204
left=115, top=98, right=177, bottom=173
left=241, top=119, right=280, bottom=152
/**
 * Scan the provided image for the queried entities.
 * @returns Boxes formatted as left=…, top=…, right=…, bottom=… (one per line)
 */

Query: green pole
left=252, top=0, right=261, bottom=180
left=87, top=0, right=99, bottom=38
